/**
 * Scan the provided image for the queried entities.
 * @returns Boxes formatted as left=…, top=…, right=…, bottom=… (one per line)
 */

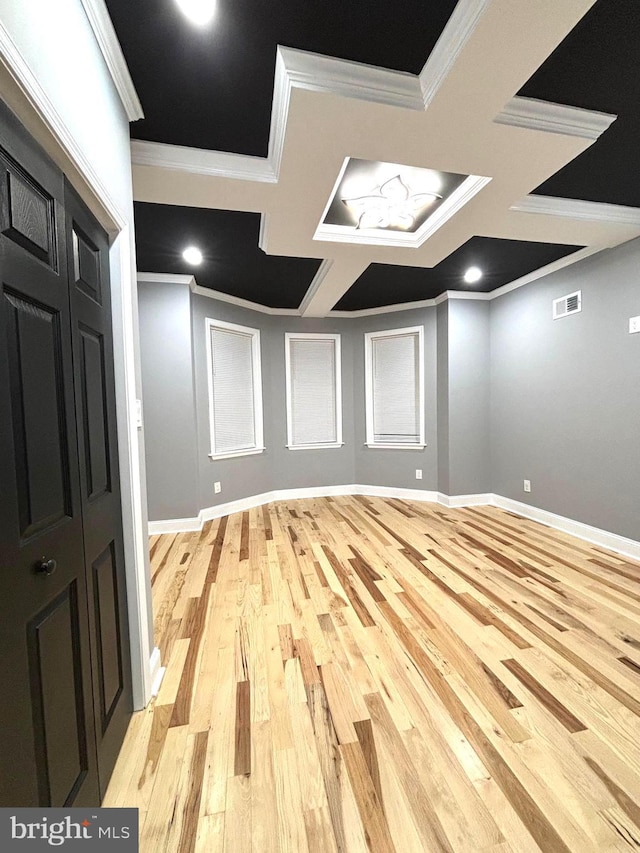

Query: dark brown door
left=0, top=104, right=100, bottom=807
left=0, top=103, right=132, bottom=806
left=65, top=183, right=132, bottom=795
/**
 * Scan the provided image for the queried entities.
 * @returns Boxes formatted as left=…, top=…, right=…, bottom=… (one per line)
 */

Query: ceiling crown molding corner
left=495, top=96, right=616, bottom=140
left=269, top=46, right=424, bottom=179
left=511, top=194, right=640, bottom=225
left=278, top=46, right=423, bottom=110
left=130, top=139, right=276, bottom=183
left=79, top=0, right=144, bottom=122
left=418, top=0, right=490, bottom=106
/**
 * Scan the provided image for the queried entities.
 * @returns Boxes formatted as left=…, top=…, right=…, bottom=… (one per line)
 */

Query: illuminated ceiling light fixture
left=342, top=175, right=442, bottom=231
left=175, top=0, right=216, bottom=26
left=182, top=246, right=203, bottom=265
left=464, top=266, right=483, bottom=284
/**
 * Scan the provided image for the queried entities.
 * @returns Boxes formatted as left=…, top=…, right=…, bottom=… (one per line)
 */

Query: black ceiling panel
left=519, top=0, right=640, bottom=207
left=134, top=202, right=321, bottom=308
left=105, top=0, right=458, bottom=156
left=336, top=238, right=582, bottom=311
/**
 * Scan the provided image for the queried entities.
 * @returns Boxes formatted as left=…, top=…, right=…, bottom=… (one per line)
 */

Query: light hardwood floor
left=104, top=496, right=640, bottom=852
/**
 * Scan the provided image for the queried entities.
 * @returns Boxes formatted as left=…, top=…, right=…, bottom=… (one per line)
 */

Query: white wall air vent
left=553, top=290, right=582, bottom=320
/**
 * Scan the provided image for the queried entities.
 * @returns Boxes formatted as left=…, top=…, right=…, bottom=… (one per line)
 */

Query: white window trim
left=364, top=325, right=426, bottom=450
left=285, top=332, right=343, bottom=451
left=205, top=317, right=264, bottom=459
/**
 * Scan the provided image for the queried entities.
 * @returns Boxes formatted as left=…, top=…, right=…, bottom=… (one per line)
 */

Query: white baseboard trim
left=438, top=492, right=493, bottom=508
left=147, top=486, right=640, bottom=562
left=490, top=494, right=640, bottom=562
left=357, top=485, right=439, bottom=502
left=148, top=484, right=440, bottom=534
left=148, top=646, right=165, bottom=699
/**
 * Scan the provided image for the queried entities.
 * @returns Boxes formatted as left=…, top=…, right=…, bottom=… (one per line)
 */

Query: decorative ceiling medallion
left=315, top=157, right=491, bottom=248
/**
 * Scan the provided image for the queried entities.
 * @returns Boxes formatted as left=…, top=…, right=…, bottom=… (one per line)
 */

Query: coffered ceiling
left=105, top=0, right=640, bottom=315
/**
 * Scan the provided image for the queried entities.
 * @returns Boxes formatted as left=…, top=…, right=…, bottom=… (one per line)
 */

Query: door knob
left=35, top=558, right=57, bottom=576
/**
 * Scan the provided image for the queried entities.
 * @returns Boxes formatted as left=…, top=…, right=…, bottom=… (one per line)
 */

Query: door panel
left=4, top=289, right=71, bottom=538
left=27, top=582, right=90, bottom=807
left=0, top=102, right=99, bottom=807
left=66, top=183, right=132, bottom=797
left=92, top=542, right=124, bottom=733
left=0, top=154, right=57, bottom=268
left=72, top=224, right=102, bottom=304
left=78, top=325, right=111, bottom=500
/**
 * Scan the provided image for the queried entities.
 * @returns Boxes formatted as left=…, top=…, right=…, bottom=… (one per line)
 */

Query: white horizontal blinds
left=372, top=331, right=420, bottom=444
left=290, top=337, right=337, bottom=446
left=210, top=325, right=256, bottom=453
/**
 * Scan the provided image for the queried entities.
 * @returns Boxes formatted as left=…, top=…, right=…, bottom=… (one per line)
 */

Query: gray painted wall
left=490, top=237, right=640, bottom=540
left=191, top=295, right=358, bottom=508
left=139, top=238, right=640, bottom=546
left=436, top=302, right=450, bottom=495
left=447, top=300, right=491, bottom=495
left=138, top=281, right=199, bottom=520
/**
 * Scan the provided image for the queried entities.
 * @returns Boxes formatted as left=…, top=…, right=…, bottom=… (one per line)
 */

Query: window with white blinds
left=285, top=333, right=342, bottom=449
left=364, top=326, right=425, bottom=448
left=206, top=318, right=264, bottom=459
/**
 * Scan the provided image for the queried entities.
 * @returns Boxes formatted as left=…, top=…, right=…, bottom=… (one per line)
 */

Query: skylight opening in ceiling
left=314, top=158, right=491, bottom=248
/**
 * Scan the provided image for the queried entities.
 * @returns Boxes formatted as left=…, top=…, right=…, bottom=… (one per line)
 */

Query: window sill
left=209, top=447, right=265, bottom=461
left=364, top=443, right=426, bottom=450
left=286, top=442, right=344, bottom=451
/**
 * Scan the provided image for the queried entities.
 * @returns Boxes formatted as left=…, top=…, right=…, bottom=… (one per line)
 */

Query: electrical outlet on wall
left=415, top=469, right=423, bottom=480
left=214, top=481, right=221, bottom=494
left=629, top=316, right=640, bottom=334
left=523, top=479, right=531, bottom=493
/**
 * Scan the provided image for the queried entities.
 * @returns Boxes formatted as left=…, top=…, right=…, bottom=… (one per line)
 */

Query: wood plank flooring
left=104, top=497, right=640, bottom=852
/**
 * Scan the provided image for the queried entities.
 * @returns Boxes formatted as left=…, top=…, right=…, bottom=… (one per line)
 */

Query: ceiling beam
left=299, top=258, right=370, bottom=317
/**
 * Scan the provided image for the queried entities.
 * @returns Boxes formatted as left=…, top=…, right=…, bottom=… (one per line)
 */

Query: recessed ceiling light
left=175, top=0, right=216, bottom=26
left=464, top=266, right=482, bottom=284
left=182, top=246, right=203, bottom=265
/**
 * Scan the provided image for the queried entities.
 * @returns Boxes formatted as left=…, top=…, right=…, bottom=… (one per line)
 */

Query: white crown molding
left=268, top=47, right=424, bottom=182
left=147, top=486, right=640, bottom=560
left=138, top=272, right=299, bottom=315
left=191, top=284, right=300, bottom=315
left=0, top=20, right=126, bottom=232
left=331, top=290, right=496, bottom=317
left=510, top=194, right=640, bottom=226
left=79, top=0, right=144, bottom=122
left=495, top=96, right=616, bottom=141
left=419, top=0, right=490, bottom=106
left=330, top=298, right=435, bottom=318
left=278, top=46, right=424, bottom=110
left=486, top=246, right=603, bottom=299
left=130, top=139, right=276, bottom=183
left=137, top=272, right=301, bottom=315
left=137, top=243, right=603, bottom=319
